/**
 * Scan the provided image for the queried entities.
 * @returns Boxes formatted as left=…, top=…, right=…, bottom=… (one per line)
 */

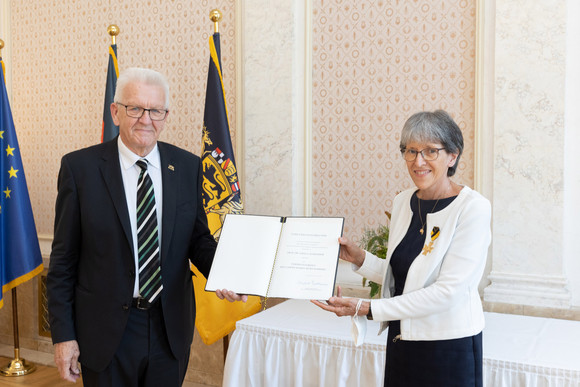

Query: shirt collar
left=117, top=137, right=161, bottom=171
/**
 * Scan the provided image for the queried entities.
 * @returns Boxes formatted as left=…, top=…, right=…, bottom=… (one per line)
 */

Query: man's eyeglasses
left=401, top=147, right=446, bottom=162
left=116, top=103, right=168, bottom=121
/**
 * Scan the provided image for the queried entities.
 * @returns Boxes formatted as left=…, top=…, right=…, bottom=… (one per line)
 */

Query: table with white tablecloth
left=223, top=299, right=580, bottom=387
left=483, top=311, right=580, bottom=386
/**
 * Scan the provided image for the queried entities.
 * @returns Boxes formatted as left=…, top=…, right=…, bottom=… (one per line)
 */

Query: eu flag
left=0, top=58, right=43, bottom=309
left=101, top=44, right=119, bottom=143
left=191, top=32, right=261, bottom=345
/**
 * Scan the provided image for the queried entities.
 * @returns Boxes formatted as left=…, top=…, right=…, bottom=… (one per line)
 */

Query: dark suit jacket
left=47, top=139, right=217, bottom=372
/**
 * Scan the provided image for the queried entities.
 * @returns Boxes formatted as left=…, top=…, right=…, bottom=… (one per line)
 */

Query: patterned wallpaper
left=10, top=0, right=476, bottom=243
left=9, top=0, right=237, bottom=236
left=312, top=0, right=476, bottom=239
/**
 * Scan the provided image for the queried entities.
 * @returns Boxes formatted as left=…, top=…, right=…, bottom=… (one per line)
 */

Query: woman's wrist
left=356, top=249, right=366, bottom=267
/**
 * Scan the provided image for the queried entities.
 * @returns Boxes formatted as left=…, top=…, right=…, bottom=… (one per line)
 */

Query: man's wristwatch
left=367, top=302, right=373, bottom=320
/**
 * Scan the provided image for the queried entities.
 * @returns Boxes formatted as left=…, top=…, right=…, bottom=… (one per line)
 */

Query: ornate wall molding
left=485, top=272, right=571, bottom=308
left=235, top=0, right=245, bottom=194
left=474, top=0, right=496, bottom=294
left=301, top=0, right=313, bottom=216
left=0, top=0, right=12, bottom=96
left=486, top=0, right=571, bottom=309
left=474, top=0, right=495, bottom=199
left=563, top=0, right=580, bottom=306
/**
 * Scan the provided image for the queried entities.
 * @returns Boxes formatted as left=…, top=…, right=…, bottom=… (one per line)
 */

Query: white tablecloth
left=483, top=312, right=580, bottom=386
left=223, top=299, right=580, bottom=387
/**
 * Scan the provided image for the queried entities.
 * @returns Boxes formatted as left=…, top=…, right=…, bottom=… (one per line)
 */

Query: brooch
left=422, top=226, right=440, bottom=255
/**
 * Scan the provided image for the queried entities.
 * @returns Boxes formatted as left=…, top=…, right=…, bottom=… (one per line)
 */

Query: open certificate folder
left=205, top=214, right=344, bottom=300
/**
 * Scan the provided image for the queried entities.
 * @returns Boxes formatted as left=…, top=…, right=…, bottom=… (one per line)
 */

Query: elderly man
left=48, top=67, right=244, bottom=386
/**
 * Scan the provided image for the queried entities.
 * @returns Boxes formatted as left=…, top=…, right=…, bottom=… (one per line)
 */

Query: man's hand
left=54, top=340, right=81, bottom=382
left=216, top=289, right=248, bottom=303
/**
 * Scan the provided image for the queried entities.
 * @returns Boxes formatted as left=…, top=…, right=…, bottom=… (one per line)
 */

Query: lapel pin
left=168, top=164, right=175, bottom=171
left=431, top=227, right=440, bottom=241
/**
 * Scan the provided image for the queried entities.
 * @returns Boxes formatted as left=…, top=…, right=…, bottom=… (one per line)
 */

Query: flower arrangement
left=359, top=211, right=390, bottom=298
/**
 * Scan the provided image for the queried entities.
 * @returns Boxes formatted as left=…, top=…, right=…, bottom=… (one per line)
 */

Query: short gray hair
left=114, top=67, right=170, bottom=109
left=399, top=110, right=464, bottom=176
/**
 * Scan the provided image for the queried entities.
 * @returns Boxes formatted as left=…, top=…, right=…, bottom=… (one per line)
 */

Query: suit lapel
left=159, top=143, right=177, bottom=262
left=99, top=140, right=134, bottom=257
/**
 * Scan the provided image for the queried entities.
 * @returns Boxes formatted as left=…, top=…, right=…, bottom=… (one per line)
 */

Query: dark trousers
left=384, top=325, right=483, bottom=387
left=81, top=303, right=190, bottom=387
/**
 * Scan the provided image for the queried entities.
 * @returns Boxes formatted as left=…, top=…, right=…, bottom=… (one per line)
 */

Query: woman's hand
left=338, top=237, right=366, bottom=267
left=216, top=289, right=248, bottom=303
left=311, top=286, right=369, bottom=317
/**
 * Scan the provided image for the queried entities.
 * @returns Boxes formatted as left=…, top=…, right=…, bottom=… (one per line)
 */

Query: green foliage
left=359, top=223, right=390, bottom=298
left=360, top=225, right=390, bottom=259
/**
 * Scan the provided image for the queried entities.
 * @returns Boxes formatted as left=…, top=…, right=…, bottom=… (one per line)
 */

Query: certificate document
left=205, top=214, right=344, bottom=300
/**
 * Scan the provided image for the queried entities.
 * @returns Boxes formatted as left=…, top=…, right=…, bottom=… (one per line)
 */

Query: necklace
left=417, top=196, right=440, bottom=235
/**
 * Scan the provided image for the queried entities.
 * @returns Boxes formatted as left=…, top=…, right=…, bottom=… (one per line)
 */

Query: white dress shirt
left=117, top=137, right=163, bottom=297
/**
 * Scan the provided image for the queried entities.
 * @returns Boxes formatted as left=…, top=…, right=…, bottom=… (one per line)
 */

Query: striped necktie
left=136, top=159, right=162, bottom=304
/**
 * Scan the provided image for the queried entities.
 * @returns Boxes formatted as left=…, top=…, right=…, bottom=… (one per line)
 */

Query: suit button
left=123, top=304, right=129, bottom=310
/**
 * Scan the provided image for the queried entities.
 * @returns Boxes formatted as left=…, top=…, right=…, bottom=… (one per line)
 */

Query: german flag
left=101, top=43, right=118, bottom=142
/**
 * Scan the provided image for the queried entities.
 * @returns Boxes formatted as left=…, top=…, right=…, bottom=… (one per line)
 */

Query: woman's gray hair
left=114, top=67, right=170, bottom=109
left=399, top=110, right=464, bottom=177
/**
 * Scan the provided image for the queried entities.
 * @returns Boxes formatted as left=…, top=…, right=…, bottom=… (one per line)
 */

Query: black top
left=389, top=192, right=457, bottom=331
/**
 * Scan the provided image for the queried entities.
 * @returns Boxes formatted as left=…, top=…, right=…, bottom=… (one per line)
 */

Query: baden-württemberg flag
left=0, top=58, right=43, bottom=309
left=191, top=32, right=261, bottom=345
left=101, top=43, right=119, bottom=142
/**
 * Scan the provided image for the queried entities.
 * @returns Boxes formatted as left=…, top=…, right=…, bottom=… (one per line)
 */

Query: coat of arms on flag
left=202, top=129, right=243, bottom=238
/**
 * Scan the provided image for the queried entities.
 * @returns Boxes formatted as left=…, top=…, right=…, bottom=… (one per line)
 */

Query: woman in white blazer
left=313, top=110, right=491, bottom=387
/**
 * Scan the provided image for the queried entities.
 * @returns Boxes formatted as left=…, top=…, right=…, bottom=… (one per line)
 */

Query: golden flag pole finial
left=107, top=24, right=120, bottom=45
left=210, top=9, right=222, bottom=34
left=1, top=39, right=5, bottom=80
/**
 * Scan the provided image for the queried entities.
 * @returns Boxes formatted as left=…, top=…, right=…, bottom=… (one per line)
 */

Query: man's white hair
left=114, top=67, right=170, bottom=109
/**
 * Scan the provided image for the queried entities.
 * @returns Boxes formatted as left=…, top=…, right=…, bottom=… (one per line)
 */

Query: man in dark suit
left=47, top=67, right=244, bottom=386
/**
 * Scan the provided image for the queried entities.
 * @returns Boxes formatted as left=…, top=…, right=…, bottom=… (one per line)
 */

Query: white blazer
left=355, top=186, right=491, bottom=341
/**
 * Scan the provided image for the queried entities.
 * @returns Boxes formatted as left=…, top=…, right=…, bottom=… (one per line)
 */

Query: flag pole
left=207, top=9, right=230, bottom=363
left=0, top=289, right=36, bottom=376
left=0, top=38, right=37, bottom=378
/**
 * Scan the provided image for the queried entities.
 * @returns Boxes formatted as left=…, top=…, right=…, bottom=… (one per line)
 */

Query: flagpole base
left=0, top=357, right=36, bottom=377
